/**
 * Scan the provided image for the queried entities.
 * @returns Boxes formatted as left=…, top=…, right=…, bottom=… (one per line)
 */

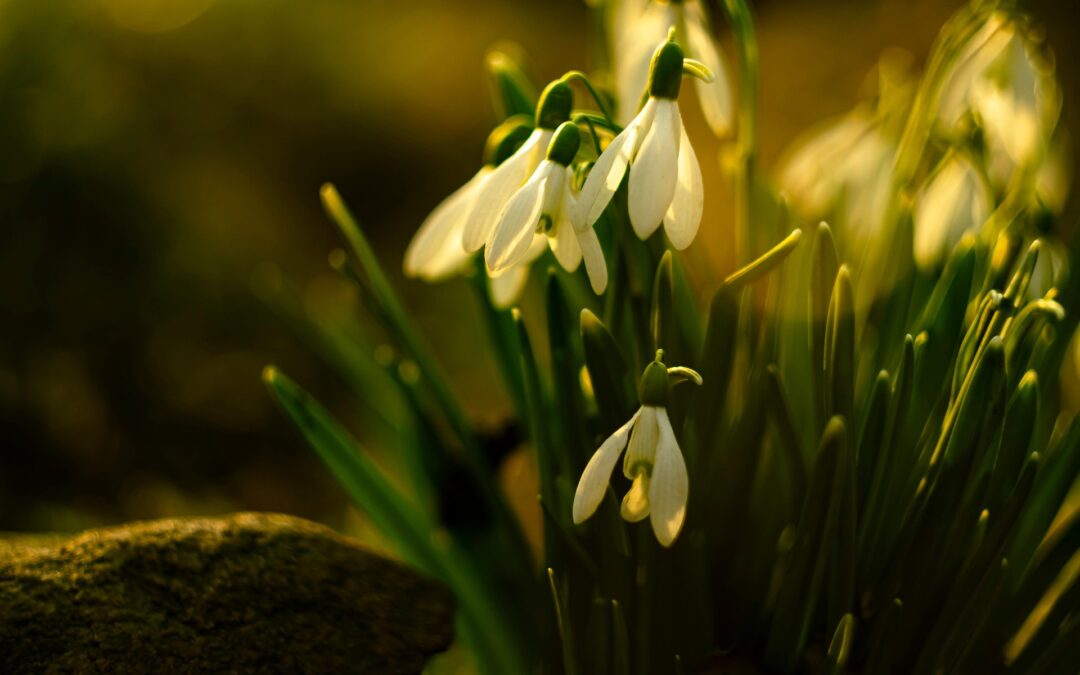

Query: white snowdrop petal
left=463, top=129, right=548, bottom=252
left=914, top=155, right=991, bottom=269
left=486, top=165, right=552, bottom=273
left=620, top=473, right=651, bottom=522
left=489, top=264, right=531, bottom=309
left=685, top=1, right=733, bottom=137
left=550, top=186, right=583, bottom=272
left=648, top=407, right=688, bottom=548
left=577, top=126, right=633, bottom=230
left=623, top=405, right=658, bottom=479
left=404, top=167, right=489, bottom=280
left=577, top=226, right=608, bottom=295
left=663, top=114, right=703, bottom=250
left=629, top=99, right=680, bottom=241
left=573, top=409, right=642, bottom=524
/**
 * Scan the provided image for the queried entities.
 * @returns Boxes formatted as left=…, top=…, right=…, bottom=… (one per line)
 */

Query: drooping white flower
left=613, top=0, right=733, bottom=137
left=461, top=80, right=575, bottom=253
left=913, top=152, right=993, bottom=270
left=938, top=12, right=1060, bottom=183
left=577, top=37, right=704, bottom=250
left=486, top=122, right=608, bottom=294
left=572, top=352, right=701, bottom=547
left=778, top=109, right=897, bottom=249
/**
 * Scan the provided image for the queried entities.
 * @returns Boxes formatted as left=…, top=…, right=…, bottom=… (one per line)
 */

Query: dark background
left=1, top=0, right=1076, bottom=532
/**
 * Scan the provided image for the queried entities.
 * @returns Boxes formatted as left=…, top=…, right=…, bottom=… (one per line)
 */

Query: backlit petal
left=577, top=226, right=608, bottom=295
left=623, top=405, right=658, bottom=479
left=576, top=100, right=656, bottom=231
left=489, top=264, right=530, bottom=309
left=663, top=115, right=703, bottom=250
left=648, top=407, right=688, bottom=547
left=685, top=0, right=733, bottom=137
left=573, top=409, right=642, bottom=525
left=486, top=162, right=555, bottom=273
left=629, top=99, right=680, bottom=240
left=620, top=473, right=651, bottom=522
left=463, top=129, right=550, bottom=252
left=404, top=167, right=490, bottom=280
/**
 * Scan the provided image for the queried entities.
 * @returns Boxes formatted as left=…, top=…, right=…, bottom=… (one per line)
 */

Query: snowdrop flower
left=778, top=109, right=896, bottom=248
left=913, top=152, right=993, bottom=270
left=938, top=12, right=1059, bottom=182
left=461, top=80, right=575, bottom=253
left=613, top=0, right=733, bottom=137
left=572, top=351, right=701, bottom=547
left=404, top=119, right=533, bottom=283
left=487, top=122, right=609, bottom=294
left=577, top=37, right=704, bottom=250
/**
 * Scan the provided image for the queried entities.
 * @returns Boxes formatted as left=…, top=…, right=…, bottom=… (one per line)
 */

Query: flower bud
left=483, top=116, right=534, bottom=166
left=535, top=80, right=574, bottom=130
left=648, top=39, right=685, bottom=100
left=546, top=122, right=581, bottom=166
left=638, top=356, right=670, bottom=407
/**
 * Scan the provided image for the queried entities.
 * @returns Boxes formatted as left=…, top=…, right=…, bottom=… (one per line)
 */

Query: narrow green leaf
left=320, top=184, right=479, bottom=463
left=825, top=265, right=855, bottom=426
left=581, top=308, right=636, bottom=432
left=987, top=371, right=1039, bottom=516
left=1007, top=414, right=1080, bottom=579
left=547, top=568, right=577, bottom=675
left=857, top=370, right=891, bottom=513
left=824, top=613, right=857, bottom=675
left=485, top=48, right=537, bottom=119
left=810, top=223, right=839, bottom=432
left=547, top=270, right=589, bottom=473
left=765, top=416, right=847, bottom=674
left=697, top=285, right=739, bottom=444
left=723, top=228, right=804, bottom=290
left=765, top=364, right=807, bottom=510
left=651, top=250, right=674, bottom=354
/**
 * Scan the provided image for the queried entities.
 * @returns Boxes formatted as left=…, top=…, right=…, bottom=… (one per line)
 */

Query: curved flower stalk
left=573, top=351, right=702, bottom=547
left=487, top=122, right=609, bottom=294
left=913, top=151, right=993, bottom=270
left=613, top=0, right=733, bottom=137
left=938, top=11, right=1060, bottom=185
left=577, top=36, right=705, bottom=250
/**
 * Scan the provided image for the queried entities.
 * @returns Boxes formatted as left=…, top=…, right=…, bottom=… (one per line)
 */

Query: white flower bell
left=913, top=152, right=993, bottom=270
left=577, top=37, right=704, bottom=250
left=486, top=122, right=609, bottom=294
left=404, top=121, right=533, bottom=283
left=572, top=351, right=701, bottom=547
left=461, top=80, right=575, bottom=253
left=614, top=0, right=733, bottom=137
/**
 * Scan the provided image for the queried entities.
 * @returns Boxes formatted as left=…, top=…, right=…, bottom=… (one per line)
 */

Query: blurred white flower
left=778, top=109, right=896, bottom=247
left=578, top=39, right=703, bottom=249
left=404, top=165, right=491, bottom=282
left=913, top=152, right=993, bottom=270
left=486, top=122, right=608, bottom=294
left=938, top=12, right=1060, bottom=184
left=613, top=0, right=732, bottom=137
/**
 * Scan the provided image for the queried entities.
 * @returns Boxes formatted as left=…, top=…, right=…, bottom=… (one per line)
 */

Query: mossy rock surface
left=0, top=512, right=454, bottom=674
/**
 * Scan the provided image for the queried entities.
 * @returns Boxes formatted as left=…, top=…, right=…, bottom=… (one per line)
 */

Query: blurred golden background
left=1, top=0, right=1076, bottom=532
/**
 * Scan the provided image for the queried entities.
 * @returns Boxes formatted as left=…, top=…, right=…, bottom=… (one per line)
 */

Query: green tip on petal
left=546, top=121, right=581, bottom=166
left=536, top=80, right=574, bottom=130
left=648, top=39, right=685, bottom=100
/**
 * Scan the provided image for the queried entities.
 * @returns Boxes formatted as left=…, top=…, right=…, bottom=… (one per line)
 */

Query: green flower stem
left=469, top=257, right=529, bottom=425
left=562, top=70, right=617, bottom=126
left=720, top=0, right=760, bottom=265
left=321, top=184, right=476, bottom=455
left=321, top=183, right=536, bottom=580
